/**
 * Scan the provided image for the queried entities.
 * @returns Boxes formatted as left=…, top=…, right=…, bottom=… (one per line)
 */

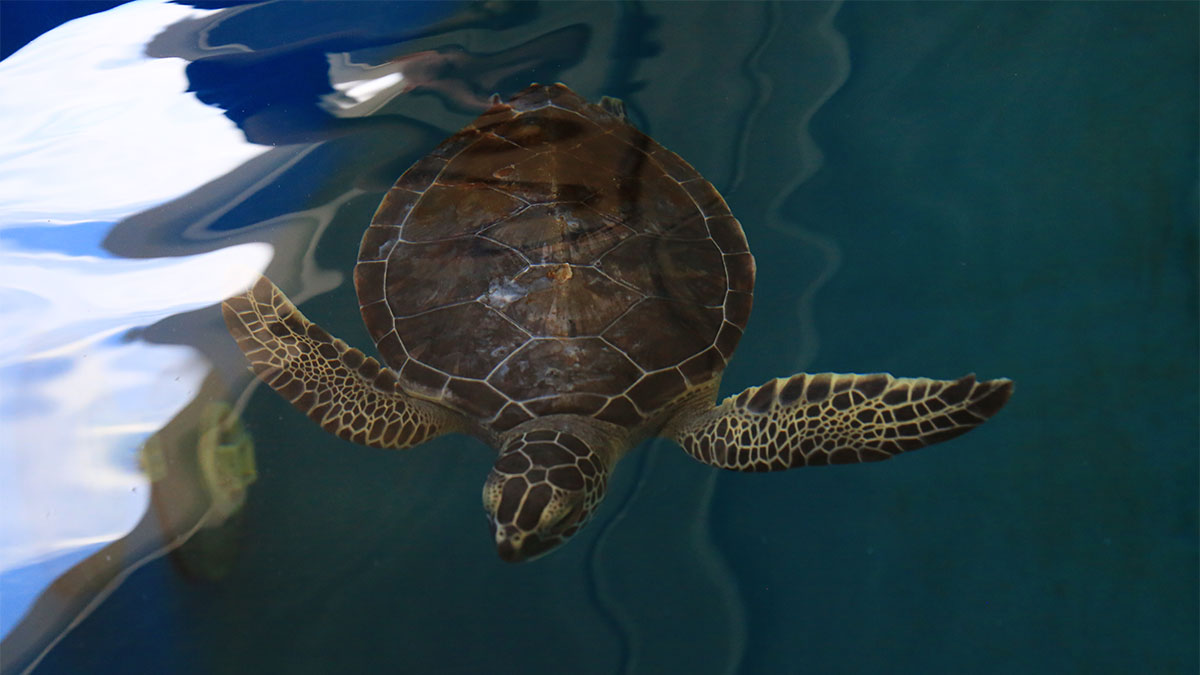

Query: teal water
left=1, top=2, right=1195, bottom=674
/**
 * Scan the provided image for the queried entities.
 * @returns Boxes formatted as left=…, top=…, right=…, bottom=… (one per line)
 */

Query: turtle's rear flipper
left=222, top=276, right=461, bottom=449
left=665, top=373, right=1011, bottom=471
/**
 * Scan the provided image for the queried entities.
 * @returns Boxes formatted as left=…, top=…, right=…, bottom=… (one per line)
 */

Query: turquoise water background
left=1, top=2, right=1195, bottom=673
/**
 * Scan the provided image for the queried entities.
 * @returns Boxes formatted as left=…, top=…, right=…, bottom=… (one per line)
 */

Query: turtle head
left=483, top=425, right=613, bottom=562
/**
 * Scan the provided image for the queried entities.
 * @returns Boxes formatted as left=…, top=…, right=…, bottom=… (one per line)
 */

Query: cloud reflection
left=0, top=0, right=270, bottom=640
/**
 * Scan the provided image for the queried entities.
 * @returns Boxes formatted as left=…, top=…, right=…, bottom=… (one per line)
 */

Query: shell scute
left=647, top=144, right=704, bottom=184
left=371, top=188, right=420, bottom=229
left=428, top=128, right=481, bottom=160
left=596, top=235, right=726, bottom=306
left=524, top=394, right=608, bottom=417
left=678, top=347, right=726, bottom=386
left=487, top=337, right=642, bottom=402
left=483, top=203, right=631, bottom=264
left=714, top=321, right=743, bottom=359
left=399, top=358, right=447, bottom=393
left=724, top=253, right=756, bottom=293
left=724, top=291, right=753, bottom=326
left=566, top=132, right=647, bottom=182
left=445, top=377, right=509, bottom=419
left=594, top=396, right=643, bottom=426
left=402, top=184, right=525, bottom=242
left=394, top=303, right=527, bottom=379
left=626, top=369, right=688, bottom=413
left=354, top=261, right=386, bottom=306
left=491, top=403, right=533, bottom=431
left=358, top=226, right=397, bottom=262
left=679, top=179, right=729, bottom=218
left=499, top=265, right=641, bottom=337
left=707, top=215, right=749, bottom=253
left=393, top=155, right=448, bottom=193
left=603, top=299, right=722, bottom=371
left=383, top=237, right=525, bottom=317
left=496, top=105, right=593, bottom=149
left=626, top=171, right=706, bottom=237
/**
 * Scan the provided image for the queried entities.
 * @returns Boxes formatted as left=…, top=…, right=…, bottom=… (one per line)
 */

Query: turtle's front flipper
left=665, top=373, right=1011, bottom=471
left=222, top=277, right=461, bottom=449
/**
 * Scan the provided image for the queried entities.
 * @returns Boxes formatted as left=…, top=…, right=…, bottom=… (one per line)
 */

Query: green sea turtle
left=223, top=83, right=1012, bottom=562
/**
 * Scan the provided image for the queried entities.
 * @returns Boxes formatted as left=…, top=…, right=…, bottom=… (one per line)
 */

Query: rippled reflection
left=0, top=0, right=272, bottom=664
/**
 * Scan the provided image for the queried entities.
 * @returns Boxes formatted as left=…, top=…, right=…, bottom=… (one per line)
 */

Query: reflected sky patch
left=0, top=0, right=272, bottom=638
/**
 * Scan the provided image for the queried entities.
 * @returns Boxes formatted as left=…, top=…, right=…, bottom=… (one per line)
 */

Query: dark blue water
left=1, top=2, right=1195, bottom=674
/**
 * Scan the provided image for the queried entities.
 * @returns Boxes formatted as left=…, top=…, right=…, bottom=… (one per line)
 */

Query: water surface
left=0, top=2, right=1195, bottom=673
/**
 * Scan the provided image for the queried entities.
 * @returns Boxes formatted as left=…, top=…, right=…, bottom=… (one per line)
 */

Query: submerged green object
left=223, top=83, right=1012, bottom=562
left=195, top=401, right=257, bottom=522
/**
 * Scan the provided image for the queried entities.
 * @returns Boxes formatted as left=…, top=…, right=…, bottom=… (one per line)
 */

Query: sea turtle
left=222, top=83, right=1012, bottom=562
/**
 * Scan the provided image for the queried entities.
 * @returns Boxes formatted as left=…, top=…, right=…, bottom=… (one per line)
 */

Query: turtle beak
left=496, top=536, right=522, bottom=563
left=493, top=526, right=528, bottom=563
left=491, top=524, right=558, bottom=563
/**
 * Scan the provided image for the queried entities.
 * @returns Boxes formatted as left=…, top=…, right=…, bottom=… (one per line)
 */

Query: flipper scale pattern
left=222, top=277, right=459, bottom=449
left=668, top=372, right=1012, bottom=471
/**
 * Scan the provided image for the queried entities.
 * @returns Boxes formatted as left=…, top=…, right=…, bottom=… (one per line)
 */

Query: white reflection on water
left=0, top=0, right=270, bottom=638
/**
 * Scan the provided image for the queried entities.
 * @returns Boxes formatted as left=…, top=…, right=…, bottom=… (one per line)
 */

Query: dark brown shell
left=355, top=84, right=755, bottom=431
